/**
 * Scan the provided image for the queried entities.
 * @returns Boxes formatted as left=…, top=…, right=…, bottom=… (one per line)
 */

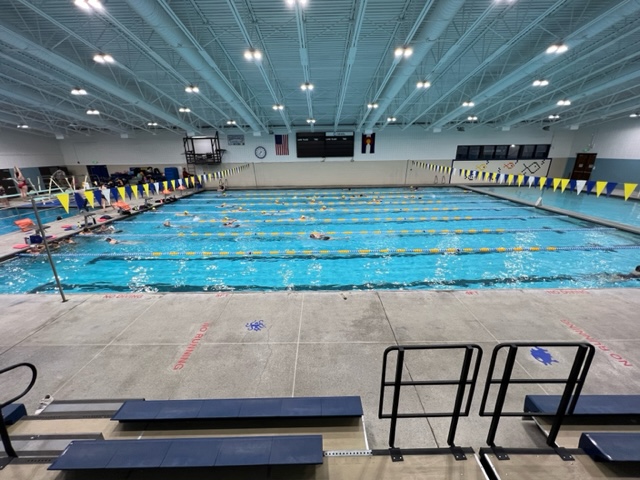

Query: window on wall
left=455, top=144, right=550, bottom=160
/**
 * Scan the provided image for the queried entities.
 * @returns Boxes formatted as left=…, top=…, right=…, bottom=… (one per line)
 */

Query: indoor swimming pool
left=1, top=187, right=639, bottom=293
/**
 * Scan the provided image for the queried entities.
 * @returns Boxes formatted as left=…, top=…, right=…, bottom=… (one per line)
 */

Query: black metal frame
left=479, top=342, right=594, bottom=456
left=183, top=134, right=224, bottom=164
left=378, top=344, right=483, bottom=460
left=0, top=363, right=37, bottom=461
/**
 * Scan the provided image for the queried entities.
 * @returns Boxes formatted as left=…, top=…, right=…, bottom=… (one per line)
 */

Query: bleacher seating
left=112, top=396, right=363, bottom=422
left=49, top=435, right=323, bottom=470
left=1, top=403, right=26, bottom=426
left=524, top=394, right=640, bottom=416
left=578, top=432, right=640, bottom=462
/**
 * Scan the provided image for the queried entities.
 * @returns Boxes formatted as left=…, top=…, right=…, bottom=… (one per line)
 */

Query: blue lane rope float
left=18, top=244, right=640, bottom=259
left=104, top=227, right=617, bottom=239
left=130, top=214, right=569, bottom=225
left=146, top=205, right=529, bottom=215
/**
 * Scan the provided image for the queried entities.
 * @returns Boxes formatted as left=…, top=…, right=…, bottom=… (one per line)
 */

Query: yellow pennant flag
left=117, top=186, right=126, bottom=201
left=56, top=193, right=70, bottom=213
left=517, top=175, right=524, bottom=186
left=84, top=189, right=95, bottom=208
left=184, top=177, right=190, bottom=188
left=143, top=183, right=150, bottom=197
left=163, top=181, right=168, bottom=192
left=507, top=174, right=514, bottom=185
left=171, top=179, right=176, bottom=190
left=623, top=183, right=638, bottom=200
left=539, top=177, right=547, bottom=190
left=131, top=185, right=138, bottom=199
left=560, top=179, right=570, bottom=192
left=552, top=178, right=561, bottom=191
left=595, top=181, right=607, bottom=197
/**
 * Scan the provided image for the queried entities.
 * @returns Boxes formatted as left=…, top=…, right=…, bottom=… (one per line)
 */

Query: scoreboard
left=296, top=132, right=354, bottom=158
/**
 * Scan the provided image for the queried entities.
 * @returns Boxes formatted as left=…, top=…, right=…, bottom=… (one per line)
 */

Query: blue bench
left=1, top=403, right=26, bottom=425
left=49, top=435, right=323, bottom=470
left=579, top=432, right=640, bottom=462
left=112, top=396, right=363, bottom=422
left=524, top=395, right=640, bottom=416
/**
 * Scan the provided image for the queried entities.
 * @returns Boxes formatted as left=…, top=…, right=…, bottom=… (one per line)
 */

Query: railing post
left=388, top=348, right=405, bottom=449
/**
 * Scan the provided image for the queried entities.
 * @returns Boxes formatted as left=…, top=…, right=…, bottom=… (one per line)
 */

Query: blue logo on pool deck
left=246, top=320, right=265, bottom=332
left=530, top=347, right=559, bottom=366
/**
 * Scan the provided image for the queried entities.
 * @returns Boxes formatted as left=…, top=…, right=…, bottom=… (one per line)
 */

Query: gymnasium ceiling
left=1, top=0, right=640, bottom=138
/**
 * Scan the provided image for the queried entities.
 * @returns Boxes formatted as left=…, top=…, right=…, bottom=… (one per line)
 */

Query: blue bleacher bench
left=1, top=403, right=27, bottom=425
left=524, top=395, right=640, bottom=416
left=49, top=435, right=323, bottom=470
left=112, top=396, right=363, bottom=422
left=579, top=432, right=640, bottom=462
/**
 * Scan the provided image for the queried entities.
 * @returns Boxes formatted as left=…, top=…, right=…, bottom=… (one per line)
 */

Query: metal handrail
left=379, top=344, right=483, bottom=451
left=478, top=342, right=594, bottom=448
left=0, top=363, right=37, bottom=458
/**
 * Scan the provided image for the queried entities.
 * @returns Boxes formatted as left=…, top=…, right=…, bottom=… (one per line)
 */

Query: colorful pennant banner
left=411, top=161, right=638, bottom=201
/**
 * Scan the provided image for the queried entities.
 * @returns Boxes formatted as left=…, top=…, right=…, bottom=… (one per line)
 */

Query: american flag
left=275, top=134, right=289, bottom=155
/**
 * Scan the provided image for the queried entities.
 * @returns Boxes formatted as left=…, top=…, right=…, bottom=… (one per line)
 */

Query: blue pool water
left=0, top=201, right=75, bottom=236
left=1, top=187, right=639, bottom=293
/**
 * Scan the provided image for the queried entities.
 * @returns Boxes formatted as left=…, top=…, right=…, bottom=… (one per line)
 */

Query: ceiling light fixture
left=367, top=103, right=379, bottom=109
left=272, top=104, right=284, bottom=110
left=630, top=113, right=638, bottom=118
left=546, top=43, right=568, bottom=54
left=548, top=115, right=560, bottom=120
left=467, top=116, right=478, bottom=121
left=16, top=124, right=29, bottom=129
left=532, top=79, right=549, bottom=87
left=75, top=0, right=103, bottom=11
left=179, top=107, right=191, bottom=113
left=416, top=81, right=431, bottom=89
left=557, top=99, right=571, bottom=106
left=71, top=88, right=87, bottom=95
left=244, top=49, right=262, bottom=61
left=86, top=109, right=100, bottom=115
left=462, top=101, right=475, bottom=107
left=185, top=85, right=199, bottom=93
left=300, top=82, right=314, bottom=91
left=306, top=118, right=316, bottom=124
left=93, top=53, right=114, bottom=64
left=394, top=46, right=413, bottom=58
left=226, top=120, right=237, bottom=125
left=387, top=117, right=396, bottom=122
left=147, top=122, right=158, bottom=126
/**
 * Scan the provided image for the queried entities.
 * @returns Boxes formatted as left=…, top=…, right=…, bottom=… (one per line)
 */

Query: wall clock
left=255, top=146, right=267, bottom=159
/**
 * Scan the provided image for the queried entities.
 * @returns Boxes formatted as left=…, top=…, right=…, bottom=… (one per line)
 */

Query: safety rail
left=479, top=342, right=595, bottom=455
left=0, top=363, right=37, bottom=459
left=379, top=344, right=483, bottom=460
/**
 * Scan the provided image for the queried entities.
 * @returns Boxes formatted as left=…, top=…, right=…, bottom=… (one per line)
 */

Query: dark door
left=86, top=165, right=110, bottom=184
left=570, top=153, right=597, bottom=181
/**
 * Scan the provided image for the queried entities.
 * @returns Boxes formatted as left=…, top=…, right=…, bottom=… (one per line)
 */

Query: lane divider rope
left=18, top=244, right=640, bottom=259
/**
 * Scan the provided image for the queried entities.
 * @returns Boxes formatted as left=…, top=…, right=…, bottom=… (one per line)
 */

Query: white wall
left=569, top=117, right=640, bottom=159
left=0, top=123, right=578, bottom=188
left=220, top=125, right=568, bottom=163
left=0, top=130, right=64, bottom=169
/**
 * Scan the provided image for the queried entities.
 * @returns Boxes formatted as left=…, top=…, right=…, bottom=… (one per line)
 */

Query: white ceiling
left=1, top=0, right=639, bottom=138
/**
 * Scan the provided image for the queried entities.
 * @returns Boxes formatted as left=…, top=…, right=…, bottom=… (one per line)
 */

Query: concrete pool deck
left=1, top=288, right=639, bottom=451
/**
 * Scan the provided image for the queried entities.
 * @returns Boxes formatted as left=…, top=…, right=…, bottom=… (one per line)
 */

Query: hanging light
left=300, top=82, right=314, bottom=91
left=306, top=118, right=316, bottom=124
left=179, top=107, right=191, bottom=113
left=416, top=81, right=431, bottom=89
left=185, top=85, right=199, bottom=93
left=71, top=88, right=87, bottom=95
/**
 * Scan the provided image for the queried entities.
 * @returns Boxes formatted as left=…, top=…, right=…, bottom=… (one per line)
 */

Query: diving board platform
left=49, top=435, right=323, bottom=471
left=525, top=395, right=640, bottom=417
left=112, top=396, right=363, bottom=422
left=579, top=432, right=640, bottom=462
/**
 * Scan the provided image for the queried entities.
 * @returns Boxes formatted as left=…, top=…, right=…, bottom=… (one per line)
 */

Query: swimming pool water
left=1, top=187, right=639, bottom=293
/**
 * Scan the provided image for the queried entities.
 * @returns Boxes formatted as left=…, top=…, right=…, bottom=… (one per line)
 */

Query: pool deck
left=1, top=188, right=639, bottom=452
left=1, top=288, right=639, bottom=451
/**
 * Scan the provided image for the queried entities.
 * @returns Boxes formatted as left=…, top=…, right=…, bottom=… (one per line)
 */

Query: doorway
left=570, top=153, right=597, bottom=181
